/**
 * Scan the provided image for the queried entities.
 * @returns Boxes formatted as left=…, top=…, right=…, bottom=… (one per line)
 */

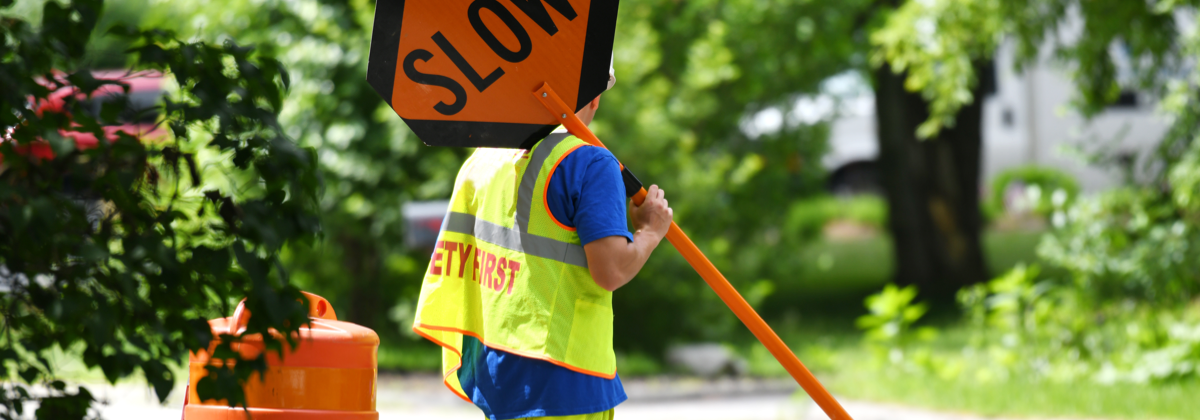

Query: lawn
left=676, top=228, right=1198, bottom=420
left=826, top=368, right=1200, bottom=420
left=727, top=315, right=1200, bottom=420
left=760, top=228, right=1046, bottom=314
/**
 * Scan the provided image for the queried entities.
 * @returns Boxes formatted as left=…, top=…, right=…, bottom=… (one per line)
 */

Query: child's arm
left=583, top=184, right=672, bottom=291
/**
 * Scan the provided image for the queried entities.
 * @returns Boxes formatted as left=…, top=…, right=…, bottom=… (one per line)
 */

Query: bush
left=1038, top=188, right=1200, bottom=302
left=0, top=1, right=319, bottom=416
left=784, top=195, right=887, bottom=239
left=987, top=166, right=1081, bottom=221
left=861, top=265, right=1200, bottom=385
left=863, top=150, right=1200, bottom=382
left=950, top=145, right=1200, bottom=383
left=856, top=284, right=937, bottom=367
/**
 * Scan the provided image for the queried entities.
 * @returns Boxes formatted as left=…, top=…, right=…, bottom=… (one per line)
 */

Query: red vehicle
left=2, top=70, right=166, bottom=163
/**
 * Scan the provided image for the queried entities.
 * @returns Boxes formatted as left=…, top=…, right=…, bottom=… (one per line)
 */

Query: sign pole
left=534, top=83, right=854, bottom=420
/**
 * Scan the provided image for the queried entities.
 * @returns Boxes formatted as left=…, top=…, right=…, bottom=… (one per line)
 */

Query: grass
left=791, top=233, right=895, bottom=297
left=727, top=317, right=1200, bottom=420
left=764, top=228, right=1047, bottom=311
left=984, top=228, right=1047, bottom=272
left=826, top=368, right=1200, bottom=420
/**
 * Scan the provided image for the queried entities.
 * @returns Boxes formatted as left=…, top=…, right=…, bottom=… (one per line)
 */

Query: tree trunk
left=341, top=234, right=383, bottom=329
left=873, top=62, right=990, bottom=301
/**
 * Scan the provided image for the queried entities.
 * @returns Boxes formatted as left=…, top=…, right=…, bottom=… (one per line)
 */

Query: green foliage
left=96, top=0, right=472, bottom=345
left=871, top=0, right=1004, bottom=138
left=957, top=264, right=1200, bottom=384
left=869, top=263, right=1200, bottom=385
left=1038, top=188, right=1200, bottom=302
left=738, top=310, right=1200, bottom=420
left=1, top=0, right=319, bottom=417
left=956, top=264, right=1074, bottom=380
left=883, top=141, right=1200, bottom=385
left=986, top=166, right=1080, bottom=220
left=856, top=284, right=937, bottom=369
left=857, top=284, right=932, bottom=343
left=959, top=264, right=1046, bottom=337
left=865, top=0, right=1200, bottom=392
left=1009, top=148, right=1200, bottom=374
left=599, top=0, right=874, bottom=355
left=136, top=0, right=473, bottom=335
left=873, top=0, right=1189, bottom=138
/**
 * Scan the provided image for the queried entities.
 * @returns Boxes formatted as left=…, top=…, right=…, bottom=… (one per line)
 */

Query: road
left=88, top=374, right=1066, bottom=420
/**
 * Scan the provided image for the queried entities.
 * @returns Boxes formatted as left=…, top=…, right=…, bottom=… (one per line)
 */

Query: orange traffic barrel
left=183, top=292, right=379, bottom=420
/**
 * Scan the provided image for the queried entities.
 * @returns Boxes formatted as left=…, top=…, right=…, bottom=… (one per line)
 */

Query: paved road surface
left=87, top=374, right=1070, bottom=420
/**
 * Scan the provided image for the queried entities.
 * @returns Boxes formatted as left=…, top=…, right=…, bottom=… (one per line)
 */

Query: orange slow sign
left=368, top=0, right=620, bottom=149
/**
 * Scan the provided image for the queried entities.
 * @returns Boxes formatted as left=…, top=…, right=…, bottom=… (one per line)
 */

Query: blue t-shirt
left=457, top=144, right=631, bottom=420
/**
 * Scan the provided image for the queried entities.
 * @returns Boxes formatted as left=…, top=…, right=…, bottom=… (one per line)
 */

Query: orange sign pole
left=534, top=83, right=853, bottom=420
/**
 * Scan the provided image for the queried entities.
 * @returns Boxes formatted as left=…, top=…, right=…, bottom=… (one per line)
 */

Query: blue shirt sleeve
left=545, top=145, right=633, bottom=245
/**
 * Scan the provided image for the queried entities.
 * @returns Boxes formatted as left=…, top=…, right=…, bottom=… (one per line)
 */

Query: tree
left=865, top=0, right=1200, bottom=384
left=861, top=0, right=994, bottom=298
left=870, top=0, right=1197, bottom=295
left=138, top=0, right=470, bottom=337
left=872, top=58, right=992, bottom=299
left=1, top=0, right=319, bottom=417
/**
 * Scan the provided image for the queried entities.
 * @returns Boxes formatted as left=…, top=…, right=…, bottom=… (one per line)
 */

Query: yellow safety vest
left=412, top=133, right=616, bottom=401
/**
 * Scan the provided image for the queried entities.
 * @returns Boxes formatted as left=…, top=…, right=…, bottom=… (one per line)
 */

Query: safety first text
left=428, top=240, right=521, bottom=295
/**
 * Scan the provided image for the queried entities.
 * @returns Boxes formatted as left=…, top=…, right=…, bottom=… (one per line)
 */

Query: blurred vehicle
left=403, top=200, right=450, bottom=250
left=1, top=70, right=165, bottom=164
left=754, top=44, right=1167, bottom=197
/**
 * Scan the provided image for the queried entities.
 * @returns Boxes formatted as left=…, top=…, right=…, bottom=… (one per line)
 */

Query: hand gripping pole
left=534, top=83, right=853, bottom=420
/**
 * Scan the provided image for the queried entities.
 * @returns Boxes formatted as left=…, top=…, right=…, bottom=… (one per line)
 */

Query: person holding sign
left=411, top=64, right=673, bottom=420
left=373, top=1, right=851, bottom=418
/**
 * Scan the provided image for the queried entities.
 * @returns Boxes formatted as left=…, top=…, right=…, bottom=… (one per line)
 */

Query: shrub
left=861, top=263, right=1200, bottom=384
left=0, top=1, right=319, bottom=416
left=1038, top=188, right=1200, bottom=302
left=987, top=166, right=1081, bottom=220
left=784, top=195, right=887, bottom=240
left=857, top=284, right=931, bottom=345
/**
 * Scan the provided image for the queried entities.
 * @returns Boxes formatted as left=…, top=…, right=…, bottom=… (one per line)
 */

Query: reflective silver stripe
left=443, top=210, right=476, bottom=234
left=444, top=211, right=589, bottom=268
left=441, top=133, right=589, bottom=269
left=516, top=133, right=569, bottom=232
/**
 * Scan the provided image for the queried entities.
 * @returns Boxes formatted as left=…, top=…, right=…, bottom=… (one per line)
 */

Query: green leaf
left=233, top=243, right=268, bottom=283
left=141, top=360, right=175, bottom=403
left=273, top=59, right=291, bottom=91
left=199, top=365, right=247, bottom=407
left=106, top=24, right=140, bottom=37
left=18, top=368, right=40, bottom=384
left=34, top=391, right=93, bottom=420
